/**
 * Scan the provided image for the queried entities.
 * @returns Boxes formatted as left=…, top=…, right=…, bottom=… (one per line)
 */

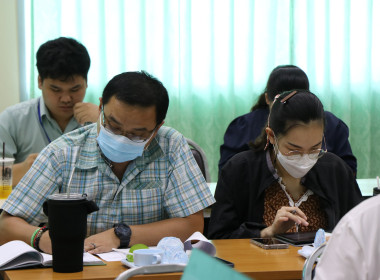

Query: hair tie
left=280, top=90, right=297, bottom=103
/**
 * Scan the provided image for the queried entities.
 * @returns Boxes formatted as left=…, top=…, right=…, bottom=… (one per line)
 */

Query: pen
left=291, top=210, right=299, bottom=232
left=112, top=248, right=129, bottom=255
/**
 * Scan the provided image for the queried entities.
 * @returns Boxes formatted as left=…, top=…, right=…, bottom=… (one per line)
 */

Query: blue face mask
left=96, top=124, right=152, bottom=163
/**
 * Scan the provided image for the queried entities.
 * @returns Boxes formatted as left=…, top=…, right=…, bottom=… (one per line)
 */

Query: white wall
left=0, top=1, right=20, bottom=112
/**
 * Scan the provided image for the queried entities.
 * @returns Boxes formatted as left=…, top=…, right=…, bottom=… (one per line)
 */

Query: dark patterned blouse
left=263, top=182, right=327, bottom=232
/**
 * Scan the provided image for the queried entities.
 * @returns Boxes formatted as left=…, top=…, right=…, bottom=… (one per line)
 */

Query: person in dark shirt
left=209, top=90, right=362, bottom=239
left=219, top=65, right=357, bottom=176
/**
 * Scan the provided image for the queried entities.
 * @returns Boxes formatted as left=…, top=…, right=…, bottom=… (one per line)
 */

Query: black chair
left=185, top=138, right=211, bottom=182
left=185, top=138, right=212, bottom=236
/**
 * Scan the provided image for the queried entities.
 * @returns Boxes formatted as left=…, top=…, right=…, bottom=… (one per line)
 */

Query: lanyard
left=37, top=101, right=52, bottom=144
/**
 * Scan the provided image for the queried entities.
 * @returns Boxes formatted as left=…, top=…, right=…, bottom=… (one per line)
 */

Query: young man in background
left=0, top=37, right=99, bottom=185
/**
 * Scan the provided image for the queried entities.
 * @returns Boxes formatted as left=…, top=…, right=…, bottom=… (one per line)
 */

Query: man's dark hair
left=36, top=37, right=90, bottom=81
left=102, top=71, right=169, bottom=125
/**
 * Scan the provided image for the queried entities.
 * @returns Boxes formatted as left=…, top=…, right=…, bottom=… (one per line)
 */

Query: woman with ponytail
left=209, top=90, right=362, bottom=239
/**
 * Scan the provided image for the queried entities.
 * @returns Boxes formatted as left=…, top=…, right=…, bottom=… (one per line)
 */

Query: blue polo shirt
left=0, top=97, right=80, bottom=163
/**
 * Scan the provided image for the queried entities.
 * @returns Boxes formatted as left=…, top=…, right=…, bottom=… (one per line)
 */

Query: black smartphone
left=250, top=238, right=289, bottom=249
left=274, top=231, right=317, bottom=245
left=214, top=257, right=234, bottom=267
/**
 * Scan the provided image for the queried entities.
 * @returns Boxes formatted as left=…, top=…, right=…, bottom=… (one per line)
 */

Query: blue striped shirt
left=2, top=124, right=215, bottom=235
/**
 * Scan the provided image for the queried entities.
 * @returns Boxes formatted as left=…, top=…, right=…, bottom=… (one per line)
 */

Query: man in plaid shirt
left=0, top=71, right=215, bottom=254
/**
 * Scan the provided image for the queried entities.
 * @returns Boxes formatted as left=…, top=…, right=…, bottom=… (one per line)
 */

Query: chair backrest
left=185, top=138, right=211, bottom=182
left=115, top=264, right=186, bottom=280
left=302, top=244, right=326, bottom=280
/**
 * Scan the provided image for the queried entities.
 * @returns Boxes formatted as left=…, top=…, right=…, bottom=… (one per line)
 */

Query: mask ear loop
left=141, top=125, right=159, bottom=163
left=101, top=106, right=106, bottom=126
left=264, top=118, right=272, bottom=150
left=323, top=135, right=328, bottom=153
left=97, top=107, right=104, bottom=133
left=98, top=106, right=105, bottom=129
left=264, top=134, right=270, bottom=150
left=264, top=94, right=281, bottom=150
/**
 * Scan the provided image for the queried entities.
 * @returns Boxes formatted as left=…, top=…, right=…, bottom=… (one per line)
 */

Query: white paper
left=184, top=231, right=216, bottom=256
left=97, top=250, right=128, bottom=262
left=97, top=247, right=157, bottom=262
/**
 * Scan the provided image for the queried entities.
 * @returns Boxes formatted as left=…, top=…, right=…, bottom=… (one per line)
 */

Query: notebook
left=0, top=240, right=105, bottom=270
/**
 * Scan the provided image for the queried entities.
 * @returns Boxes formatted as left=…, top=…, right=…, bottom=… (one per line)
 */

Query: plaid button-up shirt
left=3, top=124, right=215, bottom=236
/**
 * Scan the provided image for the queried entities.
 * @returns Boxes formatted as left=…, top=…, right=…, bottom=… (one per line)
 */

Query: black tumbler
left=43, top=193, right=99, bottom=273
left=373, top=187, right=380, bottom=196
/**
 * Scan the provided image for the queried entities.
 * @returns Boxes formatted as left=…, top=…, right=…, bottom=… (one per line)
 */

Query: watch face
left=114, top=223, right=131, bottom=248
left=116, top=224, right=130, bottom=235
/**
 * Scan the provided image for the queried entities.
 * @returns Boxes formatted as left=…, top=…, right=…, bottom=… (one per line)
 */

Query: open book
left=0, top=240, right=105, bottom=270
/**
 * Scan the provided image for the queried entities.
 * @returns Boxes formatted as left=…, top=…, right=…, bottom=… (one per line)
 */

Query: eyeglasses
left=281, top=148, right=326, bottom=160
left=102, top=110, right=156, bottom=143
left=274, top=135, right=327, bottom=160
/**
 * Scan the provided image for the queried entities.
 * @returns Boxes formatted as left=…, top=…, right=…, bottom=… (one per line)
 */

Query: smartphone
left=250, top=238, right=289, bottom=249
left=214, top=257, right=234, bottom=267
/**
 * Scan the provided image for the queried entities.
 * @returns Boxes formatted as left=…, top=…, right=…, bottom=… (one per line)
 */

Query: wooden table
left=1, top=239, right=305, bottom=280
left=215, top=239, right=304, bottom=280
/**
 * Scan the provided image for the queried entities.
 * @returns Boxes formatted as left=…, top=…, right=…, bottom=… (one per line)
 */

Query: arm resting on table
left=84, top=210, right=205, bottom=254
left=130, top=210, right=204, bottom=245
left=0, top=211, right=47, bottom=249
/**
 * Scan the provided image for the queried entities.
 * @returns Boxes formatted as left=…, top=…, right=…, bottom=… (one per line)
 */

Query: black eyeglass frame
left=101, top=108, right=157, bottom=143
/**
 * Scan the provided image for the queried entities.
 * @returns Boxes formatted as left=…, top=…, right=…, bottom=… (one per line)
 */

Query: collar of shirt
left=38, top=97, right=53, bottom=121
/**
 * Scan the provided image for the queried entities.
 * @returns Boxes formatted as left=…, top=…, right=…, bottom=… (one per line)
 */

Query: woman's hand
left=260, top=206, right=309, bottom=238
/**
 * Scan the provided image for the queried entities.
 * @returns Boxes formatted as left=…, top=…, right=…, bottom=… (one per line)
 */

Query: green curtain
left=23, top=0, right=380, bottom=181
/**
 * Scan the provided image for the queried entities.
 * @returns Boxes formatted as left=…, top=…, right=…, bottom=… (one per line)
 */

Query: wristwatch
left=113, top=223, right=131, bottom=248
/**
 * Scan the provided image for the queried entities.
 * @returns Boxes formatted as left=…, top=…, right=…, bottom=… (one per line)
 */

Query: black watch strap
left=113, top=223, right=131, bottom=248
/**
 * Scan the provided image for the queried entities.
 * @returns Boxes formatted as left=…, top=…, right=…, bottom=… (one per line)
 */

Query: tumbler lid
left=0, top=158, right=15, bottom=164
left=48, top=193, right=86, bottom=201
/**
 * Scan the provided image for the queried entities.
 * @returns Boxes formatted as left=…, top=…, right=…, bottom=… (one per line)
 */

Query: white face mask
left=276, top=151, right=318, bottom=178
